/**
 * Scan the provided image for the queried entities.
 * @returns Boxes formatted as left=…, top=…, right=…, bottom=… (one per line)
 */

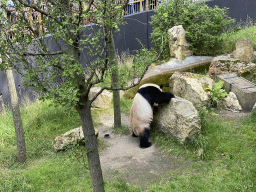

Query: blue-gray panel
left=0, top=69, right=34, bottom=108
left=124, top=11, right=148, bottom=54
left=147, top=10, right=156, bottom=50
left=80, top=24, right=103, bottom=68
left=44, top=34, right=62, bottom=52
left=207, top=0, right=252, bottom=24
left=246, top=0, right=256, bottom=21
left=0, top=70, right=9, bottom=106
left=114, top=24, right=126, bottom=55
left=226, top=0, right=246, bottom=23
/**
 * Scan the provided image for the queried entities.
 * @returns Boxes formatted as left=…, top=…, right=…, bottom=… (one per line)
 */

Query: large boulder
left=154, top=97, right=201, bottom=143
left=89, top=87, right=112, bottom=108
left=169, top=72, right=214, bottom=107
left=208, top=55, right=256, bottom=77
left=52, top=127, right=99, bottom=151
left=230, top=38, right=254, bottom=63
left=220, top=92, right=242, bottom=111
left=168, top=25, right=193, bottom=60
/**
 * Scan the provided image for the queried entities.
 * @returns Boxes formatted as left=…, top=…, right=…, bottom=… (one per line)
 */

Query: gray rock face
left=168, top=25, right=193, bottom=60
left=208, top=55, right=256, bottom=77
left=169, top=72, right=213, bottom=107
left=230, top=38, right=254, bottom=63
left=52, top=127, right=98, bottom=151
left=154, top=97, right=201, bottom=144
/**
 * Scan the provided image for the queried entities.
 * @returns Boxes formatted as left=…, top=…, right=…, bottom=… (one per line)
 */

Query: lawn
left=1, top=97, right=256, bottom=191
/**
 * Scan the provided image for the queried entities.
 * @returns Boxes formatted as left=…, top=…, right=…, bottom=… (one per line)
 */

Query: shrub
left=150, top=0, right=235, bottom=57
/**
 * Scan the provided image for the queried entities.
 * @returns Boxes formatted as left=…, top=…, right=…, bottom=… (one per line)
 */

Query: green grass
left=218, top=24, right=256, bottom=55
left=1, top=97, right=255, bottom=191
left=0, top=99, right=110, bottom=191
left=149, top=111, right=256, bottom=192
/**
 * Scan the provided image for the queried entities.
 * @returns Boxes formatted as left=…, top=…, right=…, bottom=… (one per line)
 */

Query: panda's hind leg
left=139, top=128, right=151, bottom=148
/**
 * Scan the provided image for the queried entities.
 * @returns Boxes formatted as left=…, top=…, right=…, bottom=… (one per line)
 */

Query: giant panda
left=130, top=83, right=175, bottom=148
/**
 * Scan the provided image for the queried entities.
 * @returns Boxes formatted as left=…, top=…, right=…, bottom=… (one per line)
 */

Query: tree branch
left=15, top=0, right=63, bottom=26
left=89, top=86, right=106, bottom=104
left=85, top=0, right=95, bottom=13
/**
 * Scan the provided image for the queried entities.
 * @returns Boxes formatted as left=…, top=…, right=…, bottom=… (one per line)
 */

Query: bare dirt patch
left=218, top=109, right=250, bottom=119
left=217, top=109, right=250, bottom=125
left=97, top=113, right=191, bottom=190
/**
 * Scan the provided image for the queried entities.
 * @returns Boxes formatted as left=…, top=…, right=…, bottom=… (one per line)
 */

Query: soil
left=98, top=113, right=191, bottom=190
left=97, top=110, right=251, bottom=190
left=218, top=109, right=249, bottom=119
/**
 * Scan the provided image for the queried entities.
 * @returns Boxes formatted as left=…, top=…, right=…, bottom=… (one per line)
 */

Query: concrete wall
left=1, top=0, right=256, bottom=107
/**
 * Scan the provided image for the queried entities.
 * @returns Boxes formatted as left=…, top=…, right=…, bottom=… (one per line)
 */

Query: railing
left=122, top=0, right=206, bottom=14
left=124, top=0, right=159, bottom=15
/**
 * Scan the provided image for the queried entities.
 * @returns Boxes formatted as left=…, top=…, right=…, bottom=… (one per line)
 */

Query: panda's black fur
left=130, top=83, right=175, bottom=148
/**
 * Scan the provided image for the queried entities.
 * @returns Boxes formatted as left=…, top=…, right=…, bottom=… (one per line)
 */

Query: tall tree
left=0, top=0, right=157, bottom=191
left=6, top=67, right=27, bottom=163
left=0, top=2, right=26, bottom=163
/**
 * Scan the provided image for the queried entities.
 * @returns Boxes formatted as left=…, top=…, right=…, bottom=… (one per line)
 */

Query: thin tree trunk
left=77, top=101, right=105, bottom=192
left=6, top=68, right=27, bottom=163
left=109, top=30, right=122, bottom=129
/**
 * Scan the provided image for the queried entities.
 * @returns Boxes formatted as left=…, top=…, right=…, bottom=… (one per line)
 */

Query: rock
left=89, top=87, right=112, bottom=108
left=123, top=56, right=214, bottom=99
left=252, top=103, right=256, bottom=113
left=52, top=127, right=99, bottom=151
left=208, top=55, right=256, bottom=77
left=168, top=25, right=193, bottom=60
left=198, top=148, right=204, bottom=159
left=230, top=38, right=254, bottom=63
left=169, top=72, right=213, bottom=107
left=154, top=96, right=201, bottom=144
left=224, top=92, right=242, bottom=111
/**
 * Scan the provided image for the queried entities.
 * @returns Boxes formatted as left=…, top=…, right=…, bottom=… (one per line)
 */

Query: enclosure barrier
left=4, top=0, right=203, bottom=37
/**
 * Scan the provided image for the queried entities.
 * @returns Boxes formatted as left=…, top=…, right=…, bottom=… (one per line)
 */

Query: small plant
left=205, top=80, right=228, bottom=107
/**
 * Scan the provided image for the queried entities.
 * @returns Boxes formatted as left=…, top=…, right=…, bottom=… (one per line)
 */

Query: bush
left=150, top=0, right=235, bottom=57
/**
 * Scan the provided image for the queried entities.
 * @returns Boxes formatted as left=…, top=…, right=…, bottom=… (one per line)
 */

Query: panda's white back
left=130, top=93, right=153, bottom=136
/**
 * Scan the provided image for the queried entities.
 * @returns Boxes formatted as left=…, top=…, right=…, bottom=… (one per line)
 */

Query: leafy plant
left=150, top=0, right=235, bottom=57
left=205, top=80, right=228, bottom=107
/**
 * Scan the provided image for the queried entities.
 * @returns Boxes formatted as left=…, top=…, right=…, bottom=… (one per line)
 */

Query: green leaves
left=150, top=0, right=235, bottom=57
left=206, top=80, right=228, bottom=103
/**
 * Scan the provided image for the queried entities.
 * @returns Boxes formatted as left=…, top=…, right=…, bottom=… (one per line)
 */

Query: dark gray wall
left=206, top=0, right=256, bottom=23
left=1, top=0, right=256, bottom=107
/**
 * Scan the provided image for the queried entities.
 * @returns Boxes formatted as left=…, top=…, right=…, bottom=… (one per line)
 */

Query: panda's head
left=137, top=83, right=175, bottom=106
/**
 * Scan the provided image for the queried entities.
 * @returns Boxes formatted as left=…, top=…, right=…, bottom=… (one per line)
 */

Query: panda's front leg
left=139, top=128, right=151, bottom=148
